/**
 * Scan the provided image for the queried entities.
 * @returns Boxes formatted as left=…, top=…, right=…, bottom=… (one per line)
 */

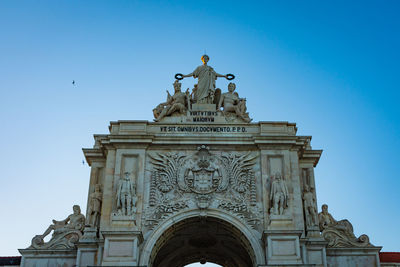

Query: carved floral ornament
left=145, top=146, right=261, bottom=229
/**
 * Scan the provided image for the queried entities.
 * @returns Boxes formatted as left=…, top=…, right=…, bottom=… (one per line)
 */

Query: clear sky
left=0, top=0, right=399, bottom=260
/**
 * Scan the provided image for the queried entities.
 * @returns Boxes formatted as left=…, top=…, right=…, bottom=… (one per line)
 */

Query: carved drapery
left=318, top=204, right=373, bottom=248
left=30, top=230, right=83, bottom=250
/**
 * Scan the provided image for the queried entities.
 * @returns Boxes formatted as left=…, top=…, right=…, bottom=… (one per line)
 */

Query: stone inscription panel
left=108, top=240, right=134, bottom=257
left=112, top=121, right=298, bottom=136
left=267, top=235, right=301, bottom=264
left=159, top=125, right=248, bottom=133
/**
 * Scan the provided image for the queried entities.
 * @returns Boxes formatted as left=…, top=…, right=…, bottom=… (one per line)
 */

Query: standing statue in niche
left=117, top=172, right=137, bottom=216
left=88, top=184, right=102, bottom=227
left=180, top=55, right=232, bottom=104
left=218, top=82, right=251, bottom=122
left=303, top=184, right=317, bottom=227
left=153, top=80, right=189, bottom=121
left=269, top=172, right=289, bottom=215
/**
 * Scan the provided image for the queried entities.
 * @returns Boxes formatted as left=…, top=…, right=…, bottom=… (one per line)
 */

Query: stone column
left=85, top=166, right=100, bottom=220
left=299, top=164, right=327, bottom=266
left=301, top=167, right=320, bottom=237
left=289, top=150, right=306, bottom=234
left=100, top=148, right=116, bottom=229
left=76, top=156, right=109, bottom=267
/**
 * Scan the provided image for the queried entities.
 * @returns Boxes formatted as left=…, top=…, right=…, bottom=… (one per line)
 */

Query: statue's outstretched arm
left=61, top=216, right=71, bottom=225
left=182, top=72, right=194, bottom=78
left=53, top=216, right=69, bottom=225
left=215, top=72, right=227, bottom=78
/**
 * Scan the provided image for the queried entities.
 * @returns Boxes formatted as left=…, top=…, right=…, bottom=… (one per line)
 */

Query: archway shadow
left=150, top=216, right=254, bottom=267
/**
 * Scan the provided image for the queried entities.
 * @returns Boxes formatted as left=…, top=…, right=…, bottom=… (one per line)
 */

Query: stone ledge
left=326, top=246, right=382, bottom=255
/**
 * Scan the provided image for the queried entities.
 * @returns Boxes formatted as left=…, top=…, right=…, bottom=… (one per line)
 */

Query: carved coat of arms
left=145, top=146, right=261, bottom=229
left=185, top=146, right=222, bottom=194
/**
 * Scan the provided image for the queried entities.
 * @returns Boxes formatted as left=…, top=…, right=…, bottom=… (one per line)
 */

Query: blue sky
left=0, top=0, right=399, bottom=260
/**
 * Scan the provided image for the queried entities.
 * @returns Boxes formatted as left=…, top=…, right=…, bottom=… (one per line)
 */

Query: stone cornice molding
left=83, top=120, right=322, bottom=167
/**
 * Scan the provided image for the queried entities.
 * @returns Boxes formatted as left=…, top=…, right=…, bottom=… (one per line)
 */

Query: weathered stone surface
left=19, top=249, right=77, bottom=267
left=20, top=115, right=382, bottom=266
left=326, top=247, right=381, bottom=267
left=19, top=61, right=382, bottom=266
left=319, top=204, right=373, bottom=248
left=28, top=205, right=85, bottom=250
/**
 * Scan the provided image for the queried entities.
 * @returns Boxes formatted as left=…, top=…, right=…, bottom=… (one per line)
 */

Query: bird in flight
left=72, top=80, right=75, bottom=85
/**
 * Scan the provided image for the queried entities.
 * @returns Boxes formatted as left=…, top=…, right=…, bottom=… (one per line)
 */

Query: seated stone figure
left=217, top=83, right=251, bottom=122
left=318, top=204, right=372, bottom=248
left=153, top=103, right=165, bottom=120
left=154, top=80, right=189, bottom=121
left=30, top=205, right=85, bottom=249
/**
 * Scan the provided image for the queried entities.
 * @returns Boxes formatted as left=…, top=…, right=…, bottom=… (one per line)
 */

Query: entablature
left=83, top=120, right=321, bottom=166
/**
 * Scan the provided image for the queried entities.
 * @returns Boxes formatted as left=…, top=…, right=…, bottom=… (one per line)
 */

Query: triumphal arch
left=20, top=55, right=382, bottom=266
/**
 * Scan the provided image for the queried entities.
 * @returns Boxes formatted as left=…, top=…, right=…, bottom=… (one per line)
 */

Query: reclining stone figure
left=318, top=204, right=372, bottom=248
left=30, top=205, right=85, bottom=249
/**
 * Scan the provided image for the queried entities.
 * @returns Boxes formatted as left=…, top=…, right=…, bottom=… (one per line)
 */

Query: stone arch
left=139, top=209, right=265, bottom=267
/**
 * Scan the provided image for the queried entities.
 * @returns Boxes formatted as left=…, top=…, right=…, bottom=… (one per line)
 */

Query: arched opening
left=185, top=263, right=222, bottom=267
left=149, top=216, right=255, bottom=267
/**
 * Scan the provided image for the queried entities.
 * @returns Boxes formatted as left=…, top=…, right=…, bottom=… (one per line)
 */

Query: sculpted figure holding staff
left=177, top=55, right=234, bottom=104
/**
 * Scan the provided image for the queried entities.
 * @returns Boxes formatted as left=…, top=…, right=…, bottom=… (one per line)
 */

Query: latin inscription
left=189, top=111, right=218, bottom=116
left=159, top=126, right=247, bottom=133
left=190, top=111, right=218, bottom=122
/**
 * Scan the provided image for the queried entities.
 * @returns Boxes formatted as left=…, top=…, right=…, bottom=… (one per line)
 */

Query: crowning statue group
left=153, top=55, right=251, bottom=122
